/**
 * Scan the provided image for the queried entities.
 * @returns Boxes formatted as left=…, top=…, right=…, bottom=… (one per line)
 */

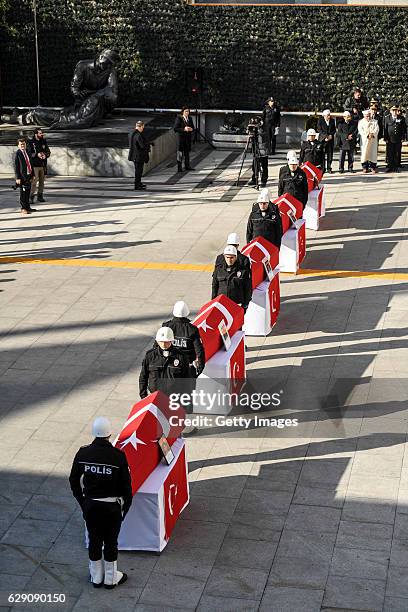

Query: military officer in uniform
left=299, top=129, right=324, bottom=170
left=69, top=417, right=132, bottom=589
left=278, top=155, right=309, bottom=209
left=384, top=105, right=407, bottom=173
left=246, top=188, right=283, bottom=249
left=139, top=327, right=191, bottom=399
left=212, top=245, right=252, bottom=312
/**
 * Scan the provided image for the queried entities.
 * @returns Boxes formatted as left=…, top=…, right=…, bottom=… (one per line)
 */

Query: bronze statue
left=13, top=49, right=119, bottom=130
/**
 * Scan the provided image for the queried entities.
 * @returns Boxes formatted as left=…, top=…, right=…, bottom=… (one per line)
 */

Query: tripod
left=235, top=130, right=261, bottom=189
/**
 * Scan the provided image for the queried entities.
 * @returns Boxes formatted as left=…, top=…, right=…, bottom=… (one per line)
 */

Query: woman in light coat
left=358, top=109, right=379, bottom=174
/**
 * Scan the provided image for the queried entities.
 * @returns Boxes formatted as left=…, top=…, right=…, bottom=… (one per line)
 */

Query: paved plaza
left=0, top=147, right=408, bottom=611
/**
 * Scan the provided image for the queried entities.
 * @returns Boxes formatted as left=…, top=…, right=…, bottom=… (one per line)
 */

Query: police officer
left=160, top=301, right=205, bottom=377
left=212, top=245, right=252, bottom=312
left=299, top=129, right=324, bottom=169
left=278, top=155, right=309, bottom=209
left=215, top=233, right=251, bottom=273
left=139, top=327, right=191, bottom=399
left=384, top=105, right=407, bottom=173
left=262, top=97, right=281, bottom=155
left=69, top=417, right=132, bottom=589
left=246, top=188, right=283, bottom=249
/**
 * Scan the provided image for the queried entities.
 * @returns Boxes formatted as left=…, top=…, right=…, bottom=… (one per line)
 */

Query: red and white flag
left=114, top=391, right=185, bottom=495
left=273, top=193, right=303, bottom=234
left=242, top=236, right=279, bottom=289
left=301, top=162, right=323, bottom=192
left=163, top=443, right=189, bottom=540
left=193, top=295, right=244, bottom=361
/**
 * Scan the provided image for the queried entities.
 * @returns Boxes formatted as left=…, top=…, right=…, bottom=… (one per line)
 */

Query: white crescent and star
left=119, top=431, right=147, bottom=451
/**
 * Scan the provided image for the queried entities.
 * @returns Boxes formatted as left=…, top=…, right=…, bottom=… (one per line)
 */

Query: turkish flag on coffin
left=273, top=193, right=303, bottom=234
left=301, top=162, right=324, bottom=193
left=269, top=272, right=281, bottom=327
left=114, top=391, right=185, bottom=495
left=164, top=443, right=189, bottom=540
left=241, top=236, right=279, bottom=290
left=297, top=221, right=306, bottom=264
left=192, top=295, right=244, bottom=361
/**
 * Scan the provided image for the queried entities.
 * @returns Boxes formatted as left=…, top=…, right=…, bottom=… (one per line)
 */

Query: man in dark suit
left=384, top=105, right=407, bottom=173
left=27, top=128, right=51, bottom=204
left=14, top=138, right=36, bottom=215
left=299, top=129, right=324, bottom=170
left=174, top=107, right=195, bottom=172
left=337, top=111, right=358, bottom=173
left=262, top=97, right=281, bottom=155
left=317, top=109, right=336, bottom=173
left=128, top=121, right=150, bottom=190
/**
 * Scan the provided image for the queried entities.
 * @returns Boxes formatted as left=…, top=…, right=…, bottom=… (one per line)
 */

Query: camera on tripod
left=246, top=116, right=262, bottom=135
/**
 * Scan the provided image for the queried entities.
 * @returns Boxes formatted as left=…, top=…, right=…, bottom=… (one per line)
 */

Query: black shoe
left=260, top=182, right=267, bottom=188
left=329, top=168, right=334, bottom=174
left=348, top=168, right=355, bottom=173
left=104, top=573, right=128, bottom=590
left=177, top=163, right=183, bottom=172
left=339, top=169, right=344, bottom=174
left=28, top=207, right=37, bottom=212
left=134, top=185, right=146, bottom=190
left=90, top=578, right=103, bottom=589
left=185, top=167, right=195, bottom=171
left=385, top=168, right=393, bottom=173
left=247, top=179, right=256, bottom=186
left=37, top=195, right=45, bottom=202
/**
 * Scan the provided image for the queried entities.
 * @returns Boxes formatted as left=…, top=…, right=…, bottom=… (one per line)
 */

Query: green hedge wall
left=1, top=0, right=407, bottom=111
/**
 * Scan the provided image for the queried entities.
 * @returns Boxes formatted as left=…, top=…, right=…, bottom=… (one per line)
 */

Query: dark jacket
left=299, top=140, right=325, bottom=168
left=383, top=115, right=407, bottom=143
left=215, top=251, right=251, bottom=272
left=254, top=127, right=268, bottom=158
left=212, top=257, right=252, bottom=310
left=14, top=149, right=34, bottom=183
left=128, top=130, right=150, bottom=163
left=27, top=137, right=51, bottom=168
left=158, top=317, right=205, bottom=375
left=262, top=105, right=281, bottom=128
left=344, top=94, right=369, bottom=116
left=278, top=165, right=309, bottom=208
left=139, top=346, right=191, bottom=399
left=317, top=117, right=336, bottom=142
left=174, top=114, right=195, bottom=152
left=246, top=202, right=283, bottom=249
left=69, top=438, right=132, bottom=516
left=337, top=120, right=358, bottom=151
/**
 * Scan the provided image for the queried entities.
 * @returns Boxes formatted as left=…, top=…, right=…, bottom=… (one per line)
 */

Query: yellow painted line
left=0, top=256, right=406, bottom=280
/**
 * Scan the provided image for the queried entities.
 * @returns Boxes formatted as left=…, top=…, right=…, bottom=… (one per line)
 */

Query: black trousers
left=19, top=181, right=31, bottom=211
left=84, top=499, right=123, bottom=562
left=133, top=161, right=144, bottom=187
left=265, top=124, right=277, bottom=154
left=339, top=149, right=355, bottom=170
left=323, top=140, right=334, bottom=171
left=177, top=148, right=192, bottom=169
left=252, top=157, right=268, bottom=184
left=386, top=142, right=402, bottom=170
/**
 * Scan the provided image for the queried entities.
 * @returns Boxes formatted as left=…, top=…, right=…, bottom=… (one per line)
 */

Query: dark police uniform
left=278, top=165, right=308, bottom=209
left=212, top=257, right=252, bottom=311
left=128, top=129, right=150, bottom=189
left=246, top=202, right=283, bottom=249
left=139, top=345, right=191, bottom=399
left=160, top=316, right=205, bottom=376
left=317, top=116, right=336, bottom=172
left=384, top=114, right=407, bottom=171
left=69, top=438, right=132, bottom=563
left=215, top=250, right=251, bottom=273
left=337, top=120, right=358, bottom=172
left=299, top=140, right=325, bottom=169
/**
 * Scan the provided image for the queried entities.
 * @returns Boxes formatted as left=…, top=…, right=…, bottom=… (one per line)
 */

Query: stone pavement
left=0, top=146, right=407, bottom=611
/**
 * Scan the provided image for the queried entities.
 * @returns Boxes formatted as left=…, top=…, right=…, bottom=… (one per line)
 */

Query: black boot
left=177, top=162, right=183, bottom=172
left=185, top=153, right=194, bottom=171
left=37, top=194, right=45, bottom=203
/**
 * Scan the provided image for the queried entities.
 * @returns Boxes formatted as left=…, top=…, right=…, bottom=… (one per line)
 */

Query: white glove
left=274, top=127, right=279, bottom=136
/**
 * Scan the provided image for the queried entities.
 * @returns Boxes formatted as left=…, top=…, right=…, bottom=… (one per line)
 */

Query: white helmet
left=227, top=232, right=239, bottom=246
left=156, top=326, right=174, bottom=342
left=288, top=156, right=299, bottom=165
left=257, top=187, right=270, bottom=203
left=307, top=128, right=317, bottom=136
left=173, top=300, right=189, bottom=318
left=92, top=416, right=112, bottom=438
left=224, top=245, right=237, bottom=256
left=287, top=149, right=297, bottom=160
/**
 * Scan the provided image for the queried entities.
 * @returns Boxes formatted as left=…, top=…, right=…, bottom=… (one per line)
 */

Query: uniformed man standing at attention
left=69, top=417, right=132, bottom=589
left=246, top=188, right=283, bottom=249
left=384, top=105, right=407, bottom=173
left=139, top=327, right=191, bottom=399
left=278, top=154, right=309, bottom=210
left=215, top=233, right=251, bottom=273
left=212, top=245, right=252, bottom=312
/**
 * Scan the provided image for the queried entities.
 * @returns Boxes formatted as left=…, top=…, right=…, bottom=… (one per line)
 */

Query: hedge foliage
left=1, top=0, right=407, bottom=111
